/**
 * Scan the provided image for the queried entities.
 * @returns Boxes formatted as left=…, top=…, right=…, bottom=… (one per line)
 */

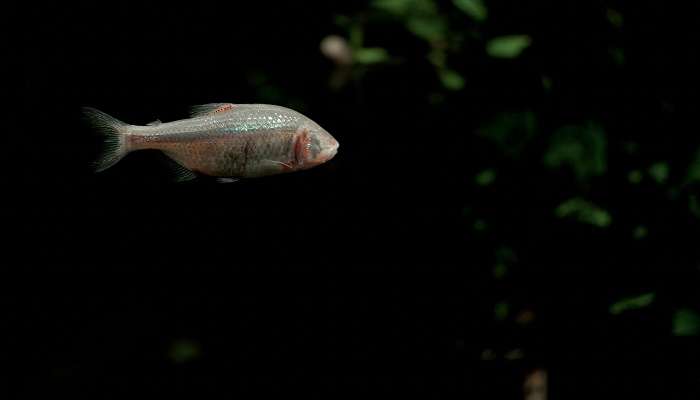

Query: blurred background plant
left=316, top=3, right=700, bottom=393
left=318, top=0, right=700, bottom=337
left=17, top=0, right=700, bottom=397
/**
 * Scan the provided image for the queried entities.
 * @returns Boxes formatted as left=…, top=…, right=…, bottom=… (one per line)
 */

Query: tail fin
left=82, top=107, right=130, bottom=172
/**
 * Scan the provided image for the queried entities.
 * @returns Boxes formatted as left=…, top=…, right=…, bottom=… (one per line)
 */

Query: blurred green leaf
left=493, top=263, right=507, bottom=279
left=168, top=339, right=201, bottom=364
left=479, top=111, right=537, bottom=157
left=633, top=225, right=648, bottom=239
left=481, top=348, right=497, bottom=360
left=690, top=195, right=700, bottom=218
left=686, top=149, right=700, bottom=184
left=494, top=301, right=509, bottom=321
left=334, top=15, right=352, bottom=28
left=541, top=75, right=553, bottom=91
left=373, top=0, right=447, bottom=42
left=407, top=15, right=447, bottom=42
left=355, top=47, right=390, bottom=64
left=606, top=8, right=624, bottom=28
left=495, top=246, right=516, bottom=264
left=473, top=219, right=487, bottom=231
left=475, top=168, right=496, bottom=186
left=609, top=47, right=625, bottom=66
left=628, top=170, right=643, bottom=184
left=428, top=48, right=447, bottom=68
left=453, top=0, right=488, bottom=22
left=439, top=69, right=465, bottom=90
left=486, top=35, right=532, bottom=58
left=673, top=309, right=700, bottom=336
left=373, top=0, right=414, bottom=15
left=544, top=122, right=607, bottom=181
left=623, top=141, right=640, bottom=155
left=609, top=292, right=655, bottom=315
left=648, top=162, right=669, bottom=184
left=348, top=23, right=364, bottom=48
left=555, top=197, right=611, bottom=227
left=504, top=349, right=524, bottom=360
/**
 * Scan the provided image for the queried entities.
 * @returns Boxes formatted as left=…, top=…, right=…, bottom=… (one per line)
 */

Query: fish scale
left=83, top=103, right=339, bottom=181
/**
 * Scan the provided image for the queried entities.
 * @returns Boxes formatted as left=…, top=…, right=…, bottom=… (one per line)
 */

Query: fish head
left=294, top=123, right=339, bottom=169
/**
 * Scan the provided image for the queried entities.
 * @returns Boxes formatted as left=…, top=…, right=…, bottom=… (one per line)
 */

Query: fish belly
left=159, top=136, right=248, bottom=177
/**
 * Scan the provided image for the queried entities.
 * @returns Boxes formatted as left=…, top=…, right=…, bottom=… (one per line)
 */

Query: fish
left=83, top=103, right=339, bottom=182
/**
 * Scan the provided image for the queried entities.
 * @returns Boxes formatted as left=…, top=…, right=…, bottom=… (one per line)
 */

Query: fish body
left=84, top=103, right=339, bottom=181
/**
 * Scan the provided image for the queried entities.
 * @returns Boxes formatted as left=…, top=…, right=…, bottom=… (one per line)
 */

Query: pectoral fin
left=262, top=160, right=293, bottom=170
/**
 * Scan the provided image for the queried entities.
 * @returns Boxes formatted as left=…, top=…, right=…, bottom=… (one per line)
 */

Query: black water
left=15, top=1, right=700, bottom=398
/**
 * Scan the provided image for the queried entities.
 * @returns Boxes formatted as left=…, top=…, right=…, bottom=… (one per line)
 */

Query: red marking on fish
left=214, top=104, right=236, bottom=113
left=294, top=129, right=310, bottom=166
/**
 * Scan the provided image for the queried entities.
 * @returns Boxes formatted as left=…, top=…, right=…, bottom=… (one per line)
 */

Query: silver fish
left=83, top=103, right=339, bottom=182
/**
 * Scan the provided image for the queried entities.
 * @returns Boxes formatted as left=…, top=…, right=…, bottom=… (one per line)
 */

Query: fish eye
left=309, top=134, right=322, bottom=158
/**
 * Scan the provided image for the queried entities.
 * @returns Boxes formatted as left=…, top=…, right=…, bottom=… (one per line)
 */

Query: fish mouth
left=328, top=139, right=339, bottom=158
left=306, top=132, right=338, bottom=167
left=322, top=138, right=339, bottom=162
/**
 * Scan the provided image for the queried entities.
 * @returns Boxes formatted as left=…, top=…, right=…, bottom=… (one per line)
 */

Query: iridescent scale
left=130, top=105, right=311, bottom=177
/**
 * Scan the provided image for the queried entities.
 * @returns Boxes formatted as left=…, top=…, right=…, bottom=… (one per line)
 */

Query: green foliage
left=628, top=170, right=643, bottom=184
left=493, top=263, right=507, bottom=279
left=541, top=75, right=553, bottom=91
left=439, top=69, right=466, bottom=90
left=327, top=2, right=700, bottom=353
left=495, top=246, right=516, bottom=264
left=492, top=246, right=516, bottom=279
left=673, top=309, right=700, bottom=336
left=686, top=149, right=700, bottom=184
left=543, top=122, right=607, bottom=181
left=494, top=301, right=509, bottom=321
left=690, top=195, right=700, bottom=218
left=486, top=35, right=532, bottom=58
left=648, top=162, right=669, bottom=184
left=372, top=0, right=465, bottom=92
left=372, top=0, right=447, bottom=42
left=606, top=9, right=624, bottom=29
left=407, top=15, right=448, bottom=43
left=452, top=0, right=488, bottom=22
left=372, top=0, right=419, bottom=16
left=479, top=111, right=537, bottom=157
left=623, top=141, right=640, bottom=155
left=168, top=340, right=201, bottom=364
left=609, top=47, right=625, bottom=66
left=475, top=168, right=496, bottom=186
left=633, top=225, right=648, bottom=239
left=473, top=219, right=487, bottom=231
left=555, top=197, right=611, bottom=227
left=503, top=349, right=524, bottom=360
left=609, top=292, right=655, bottom=315
left=355, top=47, right=391, bottom=64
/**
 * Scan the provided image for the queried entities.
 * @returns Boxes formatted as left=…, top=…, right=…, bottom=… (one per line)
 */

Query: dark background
left=15, top=0, right=700, bottom=398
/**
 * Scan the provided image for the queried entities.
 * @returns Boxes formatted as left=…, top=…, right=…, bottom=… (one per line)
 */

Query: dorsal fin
left=190, top=103, right=237, bottom=117
left=147, top=119, right=162, bottom=126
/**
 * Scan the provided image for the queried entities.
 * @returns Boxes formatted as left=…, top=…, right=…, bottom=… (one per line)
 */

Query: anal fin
left=216, top=177, right=240, bottom=184
left=159, top=152, right=198, bottom=182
